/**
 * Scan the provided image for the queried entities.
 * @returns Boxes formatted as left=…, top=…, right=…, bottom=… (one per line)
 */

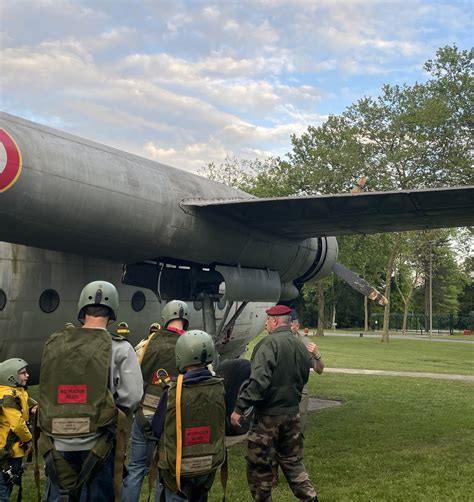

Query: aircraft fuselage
left=0, top=241, right=268, bottom=382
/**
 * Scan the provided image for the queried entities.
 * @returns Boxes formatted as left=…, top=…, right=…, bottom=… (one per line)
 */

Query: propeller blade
left=332, top=262, right=388, bottom=306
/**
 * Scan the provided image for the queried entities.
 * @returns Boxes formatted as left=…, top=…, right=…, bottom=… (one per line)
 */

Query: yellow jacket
left=0, top=385, right=33, bottom=458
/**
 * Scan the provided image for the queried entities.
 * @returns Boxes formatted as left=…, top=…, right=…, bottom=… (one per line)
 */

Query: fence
left=370, top=313, right=474, bottom=334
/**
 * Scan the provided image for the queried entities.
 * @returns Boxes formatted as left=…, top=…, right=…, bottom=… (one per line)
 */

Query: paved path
left=325, top=367, right=474, bottom=381
left=321, top=332, right=474, bottom=344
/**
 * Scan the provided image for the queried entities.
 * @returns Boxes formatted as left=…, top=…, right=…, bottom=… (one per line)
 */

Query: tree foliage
left=201, top=46, right=473, bottom=333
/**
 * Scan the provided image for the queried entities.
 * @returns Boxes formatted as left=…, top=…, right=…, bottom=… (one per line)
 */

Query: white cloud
left=1, top=0, right=471, bottom=175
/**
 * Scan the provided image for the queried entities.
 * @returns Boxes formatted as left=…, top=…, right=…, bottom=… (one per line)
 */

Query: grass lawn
left=18, top=336, right=473, bottom=501
left=246, top=333, right=474, bottom=375
left=206, top=373, right=474, bottom=501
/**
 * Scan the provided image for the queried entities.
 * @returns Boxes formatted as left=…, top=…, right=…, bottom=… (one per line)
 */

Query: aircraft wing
left=182, top=185, right=474, bottom=240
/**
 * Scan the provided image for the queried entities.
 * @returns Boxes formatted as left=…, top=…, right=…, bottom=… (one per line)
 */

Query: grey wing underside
left=182, top=186, right=474, bottom=240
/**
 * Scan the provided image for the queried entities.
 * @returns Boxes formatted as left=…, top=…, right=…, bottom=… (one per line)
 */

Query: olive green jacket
left=234, top=326, right=311, bottom=416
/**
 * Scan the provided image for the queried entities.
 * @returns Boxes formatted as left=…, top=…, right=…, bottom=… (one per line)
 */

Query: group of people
left=0, top=280, right=324, bottom=502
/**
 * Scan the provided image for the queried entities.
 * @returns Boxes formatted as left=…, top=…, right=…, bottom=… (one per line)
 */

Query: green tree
left=458, top=255, right=474, bottom=317
left=201, top=46, right=473, bottom=337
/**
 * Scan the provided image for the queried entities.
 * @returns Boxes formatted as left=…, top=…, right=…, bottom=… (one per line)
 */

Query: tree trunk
left=424, top=277, right=429, bottom=333
left=382, top=240, right=400, bottom=342
left=317, top=282, right=325, bottom=336
left=364, top=296, right=369, bottom=332
left=402, top=305, right=409, bottom=335
left=402, top=281, right=416, bottom=335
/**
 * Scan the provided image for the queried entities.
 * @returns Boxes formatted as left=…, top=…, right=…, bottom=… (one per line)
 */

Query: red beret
left=266, top=305, right=292, bottom=316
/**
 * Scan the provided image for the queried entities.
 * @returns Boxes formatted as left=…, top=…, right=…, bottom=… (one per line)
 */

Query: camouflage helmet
left=175, top=330, right=215, bottom=371
left=160, top=300, right=190, bottom=330
left=0, top=358, right=28, bottom=386
left=78, top=280, right=119, bottom=324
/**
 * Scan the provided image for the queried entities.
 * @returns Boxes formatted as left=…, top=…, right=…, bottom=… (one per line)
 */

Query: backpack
left=158, top=376, right=226, bottom=482
left=37, top=327, right=128, bottom=502
left=139, top=329, right=179, bottom=412
left=38, top=327, right=117, bottom=437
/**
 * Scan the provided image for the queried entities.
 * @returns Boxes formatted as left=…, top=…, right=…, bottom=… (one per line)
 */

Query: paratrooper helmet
left=77, top=280, right=119, bottom=324
left=160, top=300, right=190, bottom=330
left=0, top=358, right=28, bottom=386
left=175, top=330, right=215, bottom=372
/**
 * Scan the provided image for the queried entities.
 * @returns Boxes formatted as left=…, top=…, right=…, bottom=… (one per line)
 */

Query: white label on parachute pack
left=52, top=417, right=90, bottom=434
left=181, top=455, right=213, bottom=474
left=142, top=393, right=160, bottom=410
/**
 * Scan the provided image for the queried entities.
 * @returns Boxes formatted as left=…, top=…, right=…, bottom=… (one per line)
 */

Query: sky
left=0, top=0, right=472, bottom=173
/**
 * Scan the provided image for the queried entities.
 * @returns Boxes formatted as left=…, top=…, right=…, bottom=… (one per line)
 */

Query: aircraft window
left=193, top=301, right=202, bottom=311
left=39, top=289, right=60, bottom=313
left=131, top=291, right=146, bottom=312
left=0, top=289, right=6, bottom=311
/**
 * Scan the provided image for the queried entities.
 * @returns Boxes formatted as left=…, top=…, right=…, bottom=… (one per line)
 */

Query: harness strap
left=33, top=411, right=42, bottom=502
left=113, top=409, right=127, bottom=502
left=16, top=482, right=22, bottom=502
left=135, top=407, right=155, bottom=441
left=40, top=431, right=114, bottom=500
left=220, top=448, right=228, bottom=502
left=44, top=450, right=81, bottom=501
left=147, top=444, right=160, bottom=502
left=175, top=373, right=184, bottom=492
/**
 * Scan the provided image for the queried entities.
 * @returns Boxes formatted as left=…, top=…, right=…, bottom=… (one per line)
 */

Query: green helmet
left=175, top=330, right=215, bottom=371
left=78, top=280, right=119, bottom=324
left=117, top=321, right=130, bottom=336
left=149, top=322, right=161, bottom=334
left=161, top=300, right=190, bottom=330
left=0, top=358, right=28, bottom=386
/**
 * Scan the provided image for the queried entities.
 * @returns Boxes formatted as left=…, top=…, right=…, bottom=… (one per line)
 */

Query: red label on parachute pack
left=57, top=385, right=87, bottom=404
left=185, top=426, right=211, bottom=446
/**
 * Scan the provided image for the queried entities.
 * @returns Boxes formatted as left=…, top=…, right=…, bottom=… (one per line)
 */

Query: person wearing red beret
left=290, top=310, right=325, bottom=432
left=231, top=305, right=318, bottom=501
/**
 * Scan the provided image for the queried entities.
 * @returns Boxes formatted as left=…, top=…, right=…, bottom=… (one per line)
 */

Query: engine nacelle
left=122, top=236, right=338, bottom=303
left=295, top=236, right=338, bottom=285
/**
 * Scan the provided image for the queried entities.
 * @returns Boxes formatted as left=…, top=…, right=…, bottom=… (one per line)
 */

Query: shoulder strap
left=0, top=394, right=22, bottom=411
left=138, top=333, right=154, bottom=365
left=175, top=373, right=184, bottom=493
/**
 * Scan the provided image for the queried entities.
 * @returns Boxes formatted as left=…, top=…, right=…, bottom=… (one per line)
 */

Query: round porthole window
left=39, top=289, right=60, bottom=313
left=131, top=291, right=146, bottom=312
left=0, top=289, right=6, bottom=311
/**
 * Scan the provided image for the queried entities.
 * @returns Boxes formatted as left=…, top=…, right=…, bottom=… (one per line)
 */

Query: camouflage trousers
left=246, top=413, right=317, bottom=501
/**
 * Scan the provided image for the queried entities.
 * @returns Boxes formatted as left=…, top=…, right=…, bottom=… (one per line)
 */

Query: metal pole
left=429, top=241, right=433, bottom=341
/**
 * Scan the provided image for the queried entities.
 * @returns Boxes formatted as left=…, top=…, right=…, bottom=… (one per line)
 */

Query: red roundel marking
left=0, top=128, right=22, bottom=192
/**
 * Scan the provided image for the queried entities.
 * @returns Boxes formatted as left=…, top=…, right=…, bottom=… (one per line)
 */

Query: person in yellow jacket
left=0, top=358, right=37, bottom=501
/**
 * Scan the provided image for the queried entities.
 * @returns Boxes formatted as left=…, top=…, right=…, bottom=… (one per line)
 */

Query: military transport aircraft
left=1, top=111, right=473, bottom=382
